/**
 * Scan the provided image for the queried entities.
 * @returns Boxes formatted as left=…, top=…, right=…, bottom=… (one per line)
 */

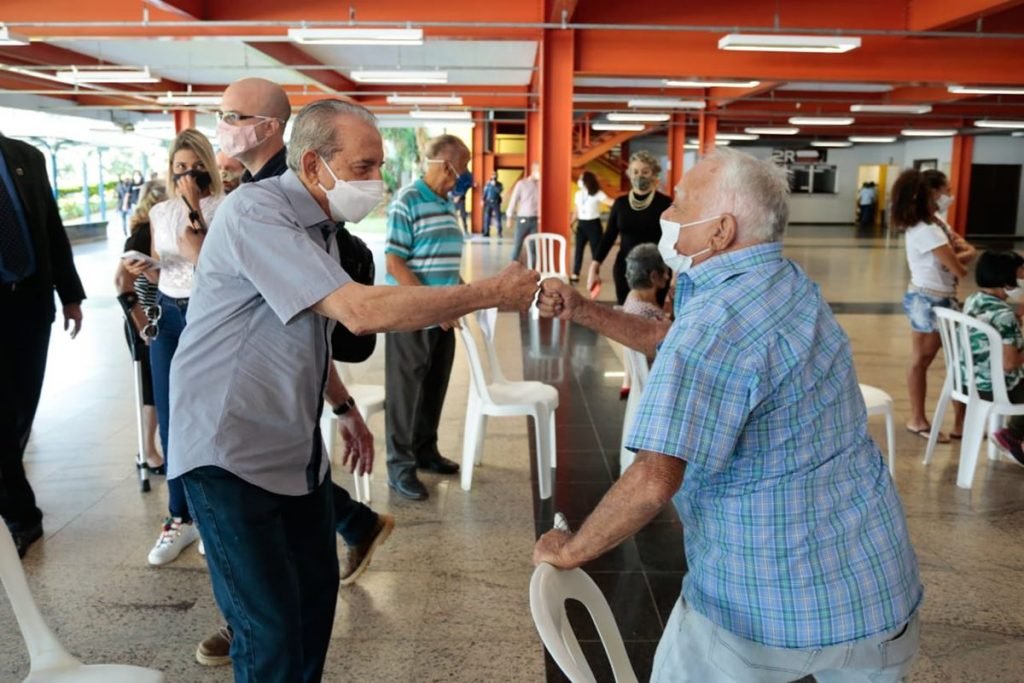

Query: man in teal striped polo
left=385, top=134, right=472, bottom=500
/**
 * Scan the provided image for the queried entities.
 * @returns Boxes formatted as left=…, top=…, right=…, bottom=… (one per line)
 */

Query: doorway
left=966, top=164, right=1023, bottom=236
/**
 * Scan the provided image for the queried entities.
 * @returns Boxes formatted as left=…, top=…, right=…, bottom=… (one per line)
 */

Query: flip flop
left=906, top=426, right=949, bottom=444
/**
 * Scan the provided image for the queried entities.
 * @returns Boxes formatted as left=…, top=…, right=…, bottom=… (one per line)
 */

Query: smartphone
left=589, top=281, right=601, bottom=300
left=121, top=250, right=160, bottom=269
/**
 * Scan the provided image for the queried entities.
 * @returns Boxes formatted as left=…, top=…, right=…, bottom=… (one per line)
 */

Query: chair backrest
left=524, top=233, right=568, bottom=277
left=529, top=563, right=638, bottom=683
left=458, top=310, right=505, bottom=404
left=622, top=348, right=650, bottom=394
left=934, top=307, right=1011, bottom=405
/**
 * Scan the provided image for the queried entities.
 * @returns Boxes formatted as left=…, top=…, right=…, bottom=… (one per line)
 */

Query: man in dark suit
left=0, top=133, right=86, bottom=557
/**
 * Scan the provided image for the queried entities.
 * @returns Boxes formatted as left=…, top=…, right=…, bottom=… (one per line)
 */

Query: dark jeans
left=980, top=382, right=1024, bottom=440
left=483, top=202, right=502, bottom=237
left=511, top=216, right=538, bottom=262
left=182, top=466, right=339, bottom=683
left=332, top=481, right=376, bottom=545
left=385, top=327, right=456, bottom=480
left=859, top=203, right=876, bottom=228
left=573, top=218, right=603, bottom=276
left=0, top=312, right=50, bottom=531
left=150, top=292, right=190, bottom=521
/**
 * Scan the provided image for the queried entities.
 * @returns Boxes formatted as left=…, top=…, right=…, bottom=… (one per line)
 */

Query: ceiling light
left=350, top=70, right=447, bottom=84
left=811, top=141, right=853, bottom=148
left=974, top=120, right=1024, bottom=129
left=0, top=25, right=29, bottom=46
left=949, top=85, right=1024, bottom=96
left=685, top=139, right=731, bottom=146
left=408, top=110, right=471, bottom=120
left=288, top=28, right=423, bottom=45
left=156, top=94, right=222, bottom=106
left=663, top=79, right=760, bottom=88
left=718, top=33, right=861, bottom=54
left=778, top=82, right=892, bottom=93
left=745, top=126, right=800, bottom=135
left=683, top=143, right=700, bottom=150
left=386, top=95, right=463, bottom=106
left=789, top=116, right=854, bottom=126
left=901, top=128, right=957, bottom=136
left=716, top=133, right=759, bottom=141
left=55, top=66, right=159, bottom=84
left=848, top=136, right=898, bottom=143
left=1014, top=131, right=1024, bottom=137
left=592, top=123, right=645, bottom=131
left=626, top=98, right=706, bottom=109
left=850, top=104, right=932, bottom=114
left=607, top=112, right=670, bottom=122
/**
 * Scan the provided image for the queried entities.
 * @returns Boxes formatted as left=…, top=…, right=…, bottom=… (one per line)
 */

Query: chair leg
left=957, top=401, right=992, bottom=490
left=475, top=415, right=488, bottom=466
left=987, top=413, right=1002, bottom=461
left=884, top=404, right=896, bottom=478
left=548, top=408, right=557, bottom=470
left=924, top=384, right=953, bottom=465
left=461, top=403, right=484, bottom=492
left=533, top=407, right=553, bottom=500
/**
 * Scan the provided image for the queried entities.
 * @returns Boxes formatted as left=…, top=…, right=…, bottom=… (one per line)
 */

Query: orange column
left=173, top=109, right=196, bottom=132
left=698, top=112, right=717, bottom=157
left=949, top=134, right=974, bottom=236
left=539, top=28, right=574, bottom=238
left=667, top=113, right=686, bottom=196
left=471, top=112, right=485, bottom=234
left=527, top=109, right=542, bottom=174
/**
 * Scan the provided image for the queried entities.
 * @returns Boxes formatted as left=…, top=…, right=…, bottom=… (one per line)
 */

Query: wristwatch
left=332, top=396, right=356, bottom=416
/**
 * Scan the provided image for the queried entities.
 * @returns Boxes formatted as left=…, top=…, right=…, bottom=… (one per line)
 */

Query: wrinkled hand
left=62, top=303, right=82, bottom=339
left=178, top=226, right=205, bottom=264
left=537, top=278, right=583, bottom=321
left=586, top=262, right=601, bottom=294
left=338, top=410, right=374, bottom=476
left=533, top=529, right=579, bottom=569
left=493, top=262, right=541, bottom=312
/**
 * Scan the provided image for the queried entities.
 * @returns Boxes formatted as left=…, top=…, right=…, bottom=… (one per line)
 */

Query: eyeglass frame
left=216, top=111, right=281, bottom=126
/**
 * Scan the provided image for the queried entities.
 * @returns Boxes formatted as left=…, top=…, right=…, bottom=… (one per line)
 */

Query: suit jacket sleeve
left=33, top=147, right=86, bottom=305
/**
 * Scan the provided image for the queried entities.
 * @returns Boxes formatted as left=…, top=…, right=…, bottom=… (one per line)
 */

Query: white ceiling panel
left=575, top=77, right=669, bottom=89
left=52, top=39, right=316, bottom=86
left=776, top=82, right=894, bottom=93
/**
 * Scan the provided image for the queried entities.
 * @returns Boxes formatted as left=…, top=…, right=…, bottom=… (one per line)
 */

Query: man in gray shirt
left=168, top=99, right=539, bottom=682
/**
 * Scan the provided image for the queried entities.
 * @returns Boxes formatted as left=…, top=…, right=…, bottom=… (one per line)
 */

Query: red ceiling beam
left=245, top=42, right=355, bottom=93
left=907, top=0, right=1024, bottom=30
left=548, top=0, right=581, bottom=23
left=708, top=82, right=781, bottom=107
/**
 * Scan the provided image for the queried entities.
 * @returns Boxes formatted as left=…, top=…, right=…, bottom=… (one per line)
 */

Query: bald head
left=221, top=77, right=291, bottom=123
left=218, top=77, right=292, bottom=173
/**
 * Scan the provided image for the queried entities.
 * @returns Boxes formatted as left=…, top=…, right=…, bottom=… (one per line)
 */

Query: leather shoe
left=418, top=455, right=460, bottom=475
left=10, top=521, right=43, bottom=559
left=388, top=475, right=428, bottom=501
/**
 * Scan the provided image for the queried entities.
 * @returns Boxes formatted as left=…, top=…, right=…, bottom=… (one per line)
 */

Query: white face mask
left=658, top=215, right=721, bottom=274
left=1007, top=279, right=1024, bottom=303
left=937, top=194, right=954, bottom=213
left=317, top=156, right=383, bottom=224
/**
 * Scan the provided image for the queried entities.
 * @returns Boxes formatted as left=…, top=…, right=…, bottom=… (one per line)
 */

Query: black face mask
left=173, top=169, right=213, bottom=192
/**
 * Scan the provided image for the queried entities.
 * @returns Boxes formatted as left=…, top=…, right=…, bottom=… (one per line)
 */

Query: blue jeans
left=483, top=202, right=502, bottom=236
left=182, top=466, right=339, bottom=683
left=149, top=292, right=190, bottom=521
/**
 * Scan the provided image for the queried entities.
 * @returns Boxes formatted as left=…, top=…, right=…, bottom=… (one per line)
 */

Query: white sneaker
left=198, top=539, right=205, bottom=556
left=147, top=517, right=200, bottom=566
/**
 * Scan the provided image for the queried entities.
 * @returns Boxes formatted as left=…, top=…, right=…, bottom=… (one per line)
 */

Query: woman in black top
left=588, top=150, right=673, bottom=304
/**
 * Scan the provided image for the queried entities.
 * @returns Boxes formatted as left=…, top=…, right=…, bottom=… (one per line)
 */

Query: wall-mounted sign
left=771, top=148, right=827, bottom=165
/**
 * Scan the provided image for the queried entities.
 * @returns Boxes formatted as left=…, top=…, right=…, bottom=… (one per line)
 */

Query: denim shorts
left=903, top=289, right=957, bottom=333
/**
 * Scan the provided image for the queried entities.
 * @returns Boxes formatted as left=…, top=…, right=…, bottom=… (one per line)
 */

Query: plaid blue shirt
left=627, top=242, right=922, bottom=649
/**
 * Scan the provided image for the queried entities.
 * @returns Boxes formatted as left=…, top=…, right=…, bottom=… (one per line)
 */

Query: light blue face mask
left=658, top=215, right=722, bottom=273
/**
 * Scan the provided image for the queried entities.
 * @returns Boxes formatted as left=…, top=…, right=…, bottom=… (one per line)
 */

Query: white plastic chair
left=321, top=361, right=383, bottom=503
left=530, top=563, right=639, bottom=683
left=860, top=384, right=896, bottom=478
left=619, top=347, right=651, bottom=477
left=924, top=307, right=1024, bottom=489
left=0, top=526, right=165, bottom=683
left=458, top=308, right=560, bottom=499
left=524, top=234, right=569, bottom=318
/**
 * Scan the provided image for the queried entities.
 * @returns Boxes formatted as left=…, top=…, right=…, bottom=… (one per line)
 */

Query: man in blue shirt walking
left=534, top=148, right=922, bottom=683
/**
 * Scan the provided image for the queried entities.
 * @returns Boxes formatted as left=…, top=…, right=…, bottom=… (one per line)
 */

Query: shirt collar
left=280, top=169, right=332, bottom=229
left=684, top=241, right=784, bottom=291
left=242, top=145, right=288, bottom=184
left=415, top=177, right=449, bottom=203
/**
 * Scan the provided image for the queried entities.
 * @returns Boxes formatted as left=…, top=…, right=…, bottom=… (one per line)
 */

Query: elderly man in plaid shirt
left=534, top=148, right=922, bottom=683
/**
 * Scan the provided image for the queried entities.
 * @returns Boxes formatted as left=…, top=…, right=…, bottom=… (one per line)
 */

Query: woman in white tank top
left=570, top=171, right=613, bottom=281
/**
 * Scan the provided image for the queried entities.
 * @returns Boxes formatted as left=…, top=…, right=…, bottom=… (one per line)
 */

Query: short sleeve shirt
left=963, top=291, right=1024, bottom=393
left=905, top=222, right=955, bottom=294
left=384, top=178, right=464, bottom=287
left=167, top=170, right=352, bottom=495
left=150, top=194, right=225, bottom=298
left=575, top=189, right=609, bottom=221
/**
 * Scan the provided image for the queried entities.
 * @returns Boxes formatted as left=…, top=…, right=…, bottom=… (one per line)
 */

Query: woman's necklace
left=628, top=190, right=655, bottom=212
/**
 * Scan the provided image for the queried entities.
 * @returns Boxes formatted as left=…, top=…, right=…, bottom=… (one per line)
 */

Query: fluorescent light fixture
left=849, top=136, right=897, bottom=143
left=718, top=33, right=861, bottom=54
left=684, top=143, right=700, bottom=150
left=1014, top=131, right=1024, bottom=137
left=0, top=25, right=29, bottom=46
left=745, top=126, right=800, bottom=135
left=156, top=94, right=222, bottom=106
left=627, top=98, right=706, bottom=109
left=592, top=122, right=645, bottom=131
left=789, top=116, right=854, bottom=126
left=949, top=85, right=1024, bottom=96
left=288, top=28, right=423, bottom=45
left=716, top=133, right=759, bottom=141
left=350, top=70, right=447, bottom=84
left=850, top=104, right=932, bottom=114
left=408, top=110, right=472, bottom=120
left=55, top=66, right=158, bottom=84
left=663, top=79, right=760, bottom=88
left=386, top=95, right=463, bottom=106
left=607, top=112, right=670, bottom=122
left=778, top=82, right=892, bottom=93
left=974, top=120, right=1024, bottom=129
left=811, top=141, right=853, bottom=148
left=901, top=128, right=957, bottom=137
left=687, top=138, right=731, bottom=147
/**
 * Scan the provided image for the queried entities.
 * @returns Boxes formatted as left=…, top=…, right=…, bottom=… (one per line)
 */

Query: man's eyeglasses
left=216, top=111, right=278, bottom=126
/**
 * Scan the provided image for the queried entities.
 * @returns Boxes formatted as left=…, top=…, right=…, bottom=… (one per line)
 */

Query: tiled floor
left=2, top=223, right=1024, bottom=682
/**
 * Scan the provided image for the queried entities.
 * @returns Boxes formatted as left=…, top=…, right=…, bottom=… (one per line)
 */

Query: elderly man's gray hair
left=625, top=243, right=667, bottom=290
left=286, top=99, right=378, bottom=173
left=424, top=134, right=469, bottom=160
left=703, top=148, right=791, bottom=243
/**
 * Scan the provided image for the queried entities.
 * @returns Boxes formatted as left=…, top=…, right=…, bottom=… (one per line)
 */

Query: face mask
left=936, top=194, right=954, bottom=213
left=453, top=169, right=473, bottom=195
left=318, top=156, right=383, bottom=224
left=631, top=175, right=654, bottom=193
left=173, top=169, right=212, bottom=192
left=1007, top=280, right=1024, bottom=303
left=216, top=119, right=268, bottom=159
left=658, top=215, right=722, bottom=274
